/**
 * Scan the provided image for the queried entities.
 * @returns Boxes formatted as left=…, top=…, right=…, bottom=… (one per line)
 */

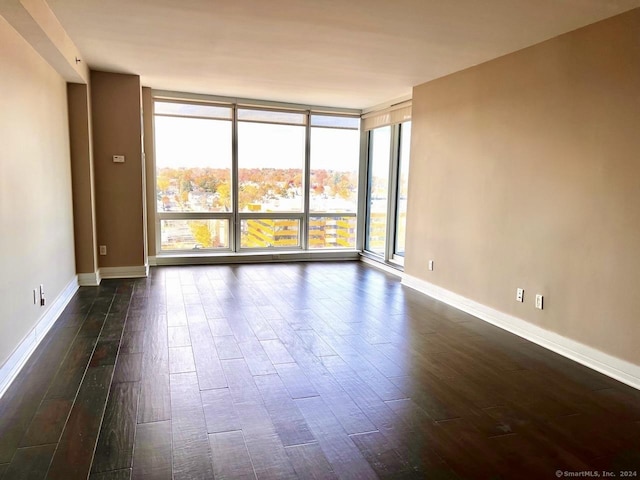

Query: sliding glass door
left=365, top=126, right=391, bottom=254
left=394, top=122, right=411, bottom=258
left=364, top=120, right=411, bottom=264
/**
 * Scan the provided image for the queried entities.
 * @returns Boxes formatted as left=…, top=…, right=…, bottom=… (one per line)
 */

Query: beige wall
left=68, top=83, right=98, bottom=274
left=0, top=15, right=76, bottom=366
left=405, top=9, right=640, bottom=365
left=90, top=71, right=146, bottom=269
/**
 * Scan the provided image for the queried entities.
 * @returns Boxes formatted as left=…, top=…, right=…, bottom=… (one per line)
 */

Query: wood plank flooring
left=0, top=262, right=639, bottom=479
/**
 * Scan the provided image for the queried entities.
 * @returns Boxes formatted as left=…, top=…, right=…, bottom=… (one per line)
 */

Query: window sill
left=359, top=252, right=405, bottom=276
left=149, top=250, right=360, bottom=266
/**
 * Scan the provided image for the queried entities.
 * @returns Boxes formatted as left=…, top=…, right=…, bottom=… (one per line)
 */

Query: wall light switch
left=535, top=294, right=544, bottom=310
left=428, top=260, right=434, bottom=271
left=113, top=155, right=125, bottom=163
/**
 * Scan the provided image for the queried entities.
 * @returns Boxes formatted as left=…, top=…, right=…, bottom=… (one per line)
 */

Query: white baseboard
left=0, top=276, right=79, bottom=399
left=99, top=264, right=149, bottom=279
left=78, top=271, right=101, bottom=286
left=402, top=274, right=640, bottom=391
left=148, top=256, right=158, bottom=266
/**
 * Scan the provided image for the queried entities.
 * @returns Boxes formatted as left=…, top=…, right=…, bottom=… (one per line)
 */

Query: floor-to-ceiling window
left=394, top=121, right=411, bottom=259
left=154, top=101, right=234, bottom=251
left=237, top=108, right=306, bottom=249
left=365, top=126, right=391, bottom=255
left=309, top=115, right=360, bottom=249
left=153, top=95, right=361, bottom=256
left=362, top=103, right=411, bottom=266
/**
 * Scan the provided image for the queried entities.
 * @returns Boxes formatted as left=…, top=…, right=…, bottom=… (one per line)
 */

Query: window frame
left=363, top=117, right=412, bottom=266
left=154, top=100, right=235, bottom=254
left=151, top=93, right=362, bottom=256
left=393, top=121, right=411, bottom=261
left=308, top=113, right=361, bottom=251
left=364, top=125, right=392, bottom=256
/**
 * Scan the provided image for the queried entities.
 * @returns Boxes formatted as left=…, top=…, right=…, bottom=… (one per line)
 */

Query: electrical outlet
left=428, top=260, right=434, bottom=271
left=516, top=288, right=524, bottom=302
left=99, top=245, right=107, bottom=256
left=535, top=294, right=543, bottom=310
left=39, top=284, right=46, bottom=306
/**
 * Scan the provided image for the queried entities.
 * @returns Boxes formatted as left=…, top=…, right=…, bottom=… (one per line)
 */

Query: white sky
left=369, top=126, right=391, bottom=178
left=399, top=122, right=411, bottom=174
left=154, top=116, right=360, bottom=172
left=369, top=123, right=411, bottom=178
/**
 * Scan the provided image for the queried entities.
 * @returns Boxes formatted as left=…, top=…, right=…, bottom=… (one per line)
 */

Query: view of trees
left=154, top=106, right=362, bottom=251
left=156, top=166, right=358, bottom=213
left=159, top=219, right=228, bottom=250
left=190, top=221, right=215, bottom=248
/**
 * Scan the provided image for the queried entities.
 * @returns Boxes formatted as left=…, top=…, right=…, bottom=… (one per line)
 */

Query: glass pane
left=155, top=115, right=232, bottom=213
left=237, top=109, right=305, bottom=125
left=395, top=122, right=411, bottom=256
left=241, top=218, right=300, bottom=248
left=309, top=216, right=356, bottom=249
left=366, top=126, right=391, bottom=255
left=238, top=122, right=305, bottom=212
left=155, top=101, right=232, bottom=120
left=160, top=219, right=229, bottom=250
left=310, top=115, right=359, bottom=129
left=310, top=127, right=360, bottom=213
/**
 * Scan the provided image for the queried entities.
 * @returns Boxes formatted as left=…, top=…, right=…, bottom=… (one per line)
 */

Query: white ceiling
left=47, top=0, right=640, bottom=109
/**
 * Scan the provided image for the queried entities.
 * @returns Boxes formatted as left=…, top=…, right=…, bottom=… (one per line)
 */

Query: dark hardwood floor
left=0, top=262, right=639, bottom=479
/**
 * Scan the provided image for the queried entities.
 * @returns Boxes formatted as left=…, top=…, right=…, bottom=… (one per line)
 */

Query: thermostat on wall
left=113, top=155, right=125, bottom=163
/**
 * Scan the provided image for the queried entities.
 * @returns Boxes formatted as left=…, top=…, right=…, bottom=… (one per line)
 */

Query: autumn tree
left=216, top=182, right=231, bottom=211
left=174, top=191, right=190, bottom=211
left=291, top=171, right=303, bottom=188
left=239, top=184, right=264, bottom=211
left=157, top=176, right=170, bottom=193
left=335, top=176, right=353, bottom=200
left=277, top=185, right=289, bottom=198
left=189, top=221, right=213, bottom=248
left=158, top=166, right=355, bottom=211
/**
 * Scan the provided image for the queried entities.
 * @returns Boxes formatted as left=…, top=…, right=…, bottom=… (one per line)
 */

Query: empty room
left=1, top=0, right=639, bottom=478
